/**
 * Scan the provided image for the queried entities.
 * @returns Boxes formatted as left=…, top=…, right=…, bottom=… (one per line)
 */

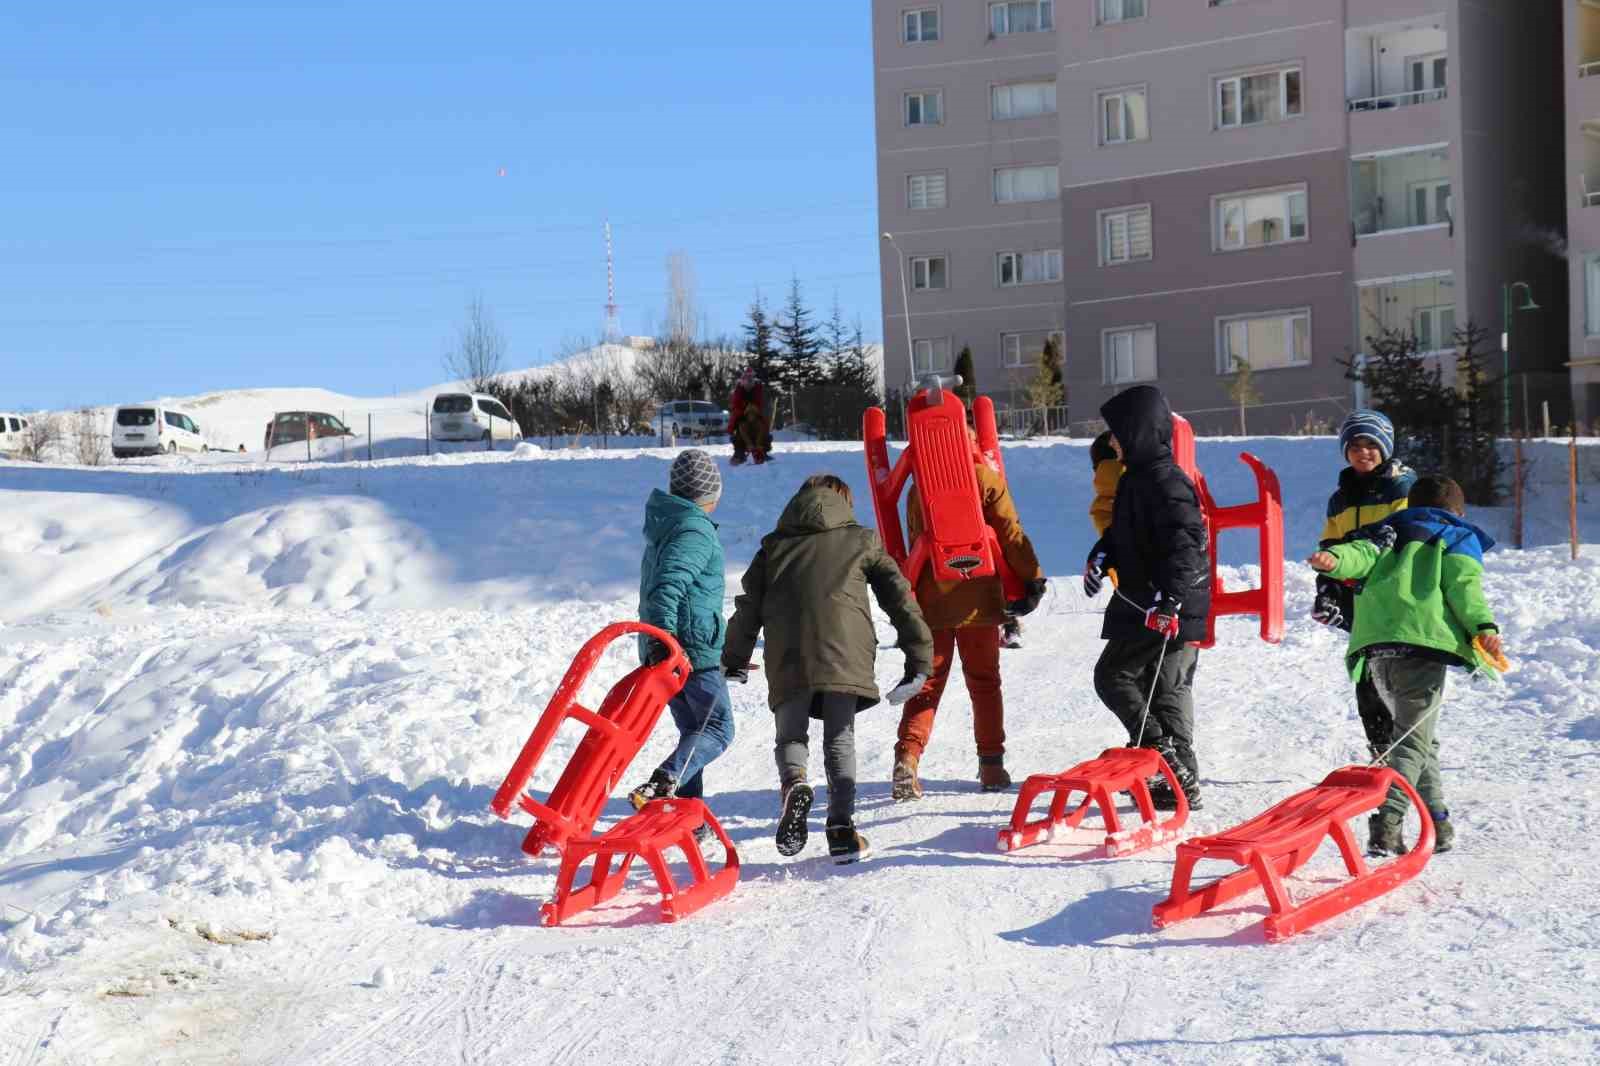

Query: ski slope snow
left=1, top=437, right=1598, bottom=1064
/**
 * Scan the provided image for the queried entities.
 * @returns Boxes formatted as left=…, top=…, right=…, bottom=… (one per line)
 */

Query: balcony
left=1580, top=2, right=1600, bottom=79
left=1582, top=123, right=1600, bottom=209
left=1351, top=146, right=1453, bottom=236
left=1346, top=21, right=1449, bottom=152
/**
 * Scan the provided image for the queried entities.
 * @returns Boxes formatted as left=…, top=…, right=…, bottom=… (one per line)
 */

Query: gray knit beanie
left=669, top=448, right=722, bottom=505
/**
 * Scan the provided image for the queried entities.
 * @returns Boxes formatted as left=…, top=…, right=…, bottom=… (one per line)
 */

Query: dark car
left=264, top=411, right=354, bottom=450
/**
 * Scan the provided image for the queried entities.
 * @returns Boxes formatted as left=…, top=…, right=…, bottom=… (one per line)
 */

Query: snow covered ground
left=2, top=437, right=1598, bottom=1064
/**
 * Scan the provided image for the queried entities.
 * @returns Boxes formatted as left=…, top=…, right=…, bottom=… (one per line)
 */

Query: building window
left=1216, top=67, right=1302, bottom=128
left=990, top=1, right=1053, bottom=35
left=905, top=90, right=943, bottom=127
left=907, top=171, right=947, bottom=210
left=1002, top=329, right=1064, bottom=369
left=1100, top=204, right=1152, bottom=264
left=997, top=249, right=1063, bottom=286
left=1588, top=258, right=1600, bottom=336
left=910, top=255, right=948, bottom=291
left=913, top=337, right=952, bottom=375
left=1215, top=186, right=1308, bottom=250
left=993, top=164, right=1059, bottom=203
left=1410, top=179, right=1453, bottom=226
left=903, top=7, right=939, bottom=42
left=1099, top=86, right=1149, bottom=144
left=1217, top=309, right=1311, bottom=373
left=1103, top=327, right=1156, bottom=383
left=992, top=80, right=1057, bottom=120
left=1097, top=0, right=1146, bottom=24
left=1414, top=305, right=1456, bottom=352
left=1351, top=147, right=1452, bottom=236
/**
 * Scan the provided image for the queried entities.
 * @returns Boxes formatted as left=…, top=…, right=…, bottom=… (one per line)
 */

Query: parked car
left=429, top=393, right=522, bottom=442
left=112, top=405, right=206, bottom=458
left=264, top=411, right=355, bottom=451
left=656, top=400, right=729, bottom=438
left=0, top=413, right=30, bottom=456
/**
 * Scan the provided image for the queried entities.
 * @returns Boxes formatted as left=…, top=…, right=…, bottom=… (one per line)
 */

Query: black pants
left=1093, top=638, right=1200, bottom=777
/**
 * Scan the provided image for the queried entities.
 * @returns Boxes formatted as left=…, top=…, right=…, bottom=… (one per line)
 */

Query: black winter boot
left=775, top=782, right=814, bottom=857
left=1366, top=812, right=1408, bottom=858
left=1145, top=740, right=1202, bottom=811
left=628, top=768, right=675, bottom=811
left=825, top=821, right=870, bottom=865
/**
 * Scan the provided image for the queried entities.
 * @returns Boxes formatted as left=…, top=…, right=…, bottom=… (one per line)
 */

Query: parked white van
left=430, top=393, right=522, bottom=443
left=111, top=406, right=206, bottom=458
left=0, top=413, right=30, bottom=456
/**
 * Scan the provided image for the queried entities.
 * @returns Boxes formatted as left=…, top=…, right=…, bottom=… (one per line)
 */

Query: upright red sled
left=489, top=622, right=740, bottom=926
left=863, top=374, right=1024, bottom=601
left=998, top=747, right=1188, bottom=857
left=1152, top=766, right=1435, bottom=941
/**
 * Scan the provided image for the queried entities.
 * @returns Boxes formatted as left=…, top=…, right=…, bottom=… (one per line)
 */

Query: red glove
left=1144, top=594, right=1180, bottom=640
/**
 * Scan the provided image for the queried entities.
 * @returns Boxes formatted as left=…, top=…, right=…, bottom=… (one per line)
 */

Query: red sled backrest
left=863, top=383, right=1023, bottom=598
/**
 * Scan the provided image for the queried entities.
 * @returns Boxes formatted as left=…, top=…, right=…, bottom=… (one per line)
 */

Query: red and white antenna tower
left=602, top=218, right=621, bottom=343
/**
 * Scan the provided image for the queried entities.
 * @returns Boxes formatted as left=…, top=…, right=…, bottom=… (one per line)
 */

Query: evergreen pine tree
left=954, top=346, right=977, bottom=408
left=741, top=294, right=779, bottom=385
left=1026, top=336, right=1065, bottom=409
left=774, top=276, right=824, bottom=391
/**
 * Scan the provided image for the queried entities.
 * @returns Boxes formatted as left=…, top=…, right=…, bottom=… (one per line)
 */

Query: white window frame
left=1098, top=85, right=1149, bottom=145
left=1408, top=178, right=1452, bottom=227
left=996, top=249, right=1063, bottom=287
left=1098, top=203, right=1153, bottom=265
left=991, top=79, right=1057, bottom=120
left=1096, top=0, right=1146, bottom=25
left=904, top=89, right=943, bottom=127
left=903, top=7, right=940, bottom=43
left=1102, top=325, right=1157, bottom=384
left=912, top=337, right=953, bottom=376
left=1215, top=66, right=1303, bottom=129
left=1414, top=304, right=1457, bottom=354
left=910, top=254, right=948, bottom=292
left=1406, top=51, right=1447, bottom=100
left=989, top=0, right=1054, bottom=35
left=1587, top=257, right=1600, bottom=336
left=1213, top=184, right=1309, bottom=252
left=1001, top=329, right=1064, bottom=369
left=906, top=171, right=947, bottom=210
left=1215, top=308, right=1312, bottom=374
left=992, top=164, right=1060, bottom=204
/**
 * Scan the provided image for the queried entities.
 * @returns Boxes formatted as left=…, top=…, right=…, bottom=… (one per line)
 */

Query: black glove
left=643, top=641, right=669, bottom=667
left=723, top=664, right=749, bottom=684
left=1007, top=578, right=1047, bottom=617
left=1083, top=548, right=1109, bottom=598
left=1351, top=522, right=1398, bottom=554
left=1310, top=579, right=1344, bottom=628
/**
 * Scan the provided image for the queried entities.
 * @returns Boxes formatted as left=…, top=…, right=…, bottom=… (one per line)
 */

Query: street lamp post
left=882, top=232, right=915, bottom=392
left=1501, top=281, right=1539, bottom=434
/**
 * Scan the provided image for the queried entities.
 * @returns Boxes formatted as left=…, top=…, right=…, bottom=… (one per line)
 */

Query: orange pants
left=896, top=626, right=1004, bottom=761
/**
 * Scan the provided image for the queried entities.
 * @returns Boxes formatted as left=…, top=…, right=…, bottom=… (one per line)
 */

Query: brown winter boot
left=978, top=754, right=1012, bottom=792
left=891, top=754, right=923, bottom=802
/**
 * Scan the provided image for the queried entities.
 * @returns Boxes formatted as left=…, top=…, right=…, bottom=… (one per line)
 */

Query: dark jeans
left=1093, top=637, right=1200, bottom=777
left=773, top=690, right=858, bottom=825
left=657, top=667, right=734, bottom=801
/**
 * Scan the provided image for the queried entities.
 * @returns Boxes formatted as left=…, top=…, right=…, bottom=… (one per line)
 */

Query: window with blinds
left=997, top=249, right=1062, bottom=286
left=907, top=171, right=947, bottom=210
left=1100, top=205, right=1152, bottom=265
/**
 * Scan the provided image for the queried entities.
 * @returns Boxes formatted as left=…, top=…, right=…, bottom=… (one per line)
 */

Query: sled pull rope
left=1108, top=585, right=1170, bottom=749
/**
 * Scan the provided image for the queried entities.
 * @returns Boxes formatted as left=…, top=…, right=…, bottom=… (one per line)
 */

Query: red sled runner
left=1151, top=766, right=1435, bottom=941
left=1170, top=414, right=1285, bottom=648
left=489, top=622, right=741, bottom=925
left=862, top=374, right=1024, bottom=601
left=998, top=747, right=1188, bottom=857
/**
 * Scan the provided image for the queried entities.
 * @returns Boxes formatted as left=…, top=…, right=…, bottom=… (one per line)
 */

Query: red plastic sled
left=541, top=799, right=739, bottom=926
left=1151, top=766, right=1435, bottom=941
left=864, top=375, right=1023, bottom=600
left=489, top=622, right=689, bottom=858
left=998, top=747, right=1188, bottom=857
left=1170, top=415, right=1284, bottom=647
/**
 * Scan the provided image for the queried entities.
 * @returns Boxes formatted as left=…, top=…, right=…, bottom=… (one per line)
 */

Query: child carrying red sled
left=1308, top=475, right=1503, bottom=856
left=723, top=475, right=933, bottom=864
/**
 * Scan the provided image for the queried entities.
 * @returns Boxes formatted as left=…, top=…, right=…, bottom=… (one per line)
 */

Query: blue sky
left=1, top=2, right=881, bottom=410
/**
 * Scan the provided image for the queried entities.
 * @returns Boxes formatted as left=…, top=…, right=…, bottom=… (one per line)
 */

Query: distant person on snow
left=893, top=423, right=1046, bottom=800
left=627, top=449, right=733, bottom=839
left=1309, top=475, right=1503, bottom=857
left=723, top=474, right=933, bottom=865
left=728, top=368, right=772, bottom=466
left=1311, top=410, right=1417, bottom=763
left=1083, top=385, right=1210, bottom=812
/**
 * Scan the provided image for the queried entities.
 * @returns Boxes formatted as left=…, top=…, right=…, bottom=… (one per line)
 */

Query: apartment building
left=873, top=2, right=1567, bottom=433
left=871, top=1, right=1067, bottom=406
left=1566, top=0, right=1600, bottom=428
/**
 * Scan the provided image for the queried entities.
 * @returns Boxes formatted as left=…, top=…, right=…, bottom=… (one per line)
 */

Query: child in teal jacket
left=1308, top=475, right=1505, bottom=857
left=628, top=450, right=733, bottom=820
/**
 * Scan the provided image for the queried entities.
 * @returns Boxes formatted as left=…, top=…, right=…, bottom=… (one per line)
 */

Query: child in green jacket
left=1308, top=475, right=1505, bottom=857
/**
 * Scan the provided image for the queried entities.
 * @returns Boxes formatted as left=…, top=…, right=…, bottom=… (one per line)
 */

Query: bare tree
left=664, top=252, right=698, bottom=347
left=443, top=295, right=507, bottom=392
left=72, top=409, right=109, bottom=466
left=1225, top=356, right=1261, bottom=435
left=17, top=412, right=64, bottom=462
